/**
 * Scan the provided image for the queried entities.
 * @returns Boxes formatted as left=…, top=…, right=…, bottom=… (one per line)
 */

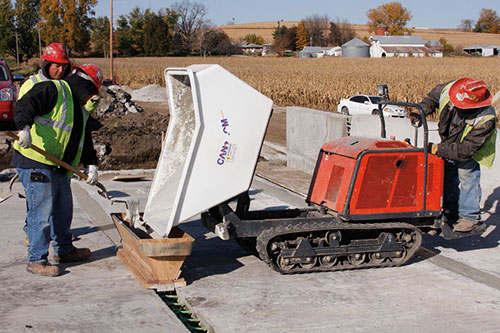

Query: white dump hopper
left=143, top=64, right=273, bottom=237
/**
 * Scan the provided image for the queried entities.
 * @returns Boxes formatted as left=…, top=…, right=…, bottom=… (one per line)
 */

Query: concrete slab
left=0, top=178, right=188, bottom=333
left=72, top=169, right=500, bottom=333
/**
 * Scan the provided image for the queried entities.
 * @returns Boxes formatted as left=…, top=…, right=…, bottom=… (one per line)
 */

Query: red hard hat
left=449, top=78, right=492, bottom=109
left=41, top=43, right=70, bottom=64
left=74, top=64, right=104, bottom=91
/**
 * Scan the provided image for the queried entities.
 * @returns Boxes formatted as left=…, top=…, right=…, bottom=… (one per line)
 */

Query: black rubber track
left=255, top=220, right=422, bottom=274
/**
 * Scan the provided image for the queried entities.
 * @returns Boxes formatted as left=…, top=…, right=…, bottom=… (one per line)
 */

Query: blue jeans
left=443, top=159, right=481, bottom=222
left=17, top=168, right=74, bottom=263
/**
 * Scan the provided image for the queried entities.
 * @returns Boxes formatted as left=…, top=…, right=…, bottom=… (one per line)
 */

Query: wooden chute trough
left=111, top=213, right=194, bottom=290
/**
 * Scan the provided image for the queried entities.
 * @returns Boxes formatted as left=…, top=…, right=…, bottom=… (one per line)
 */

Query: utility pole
left=109, top=0, right=114, bottom=82
left=37, top=26, right=42, bottom=57
left=15, top=32, right=19, bottom=67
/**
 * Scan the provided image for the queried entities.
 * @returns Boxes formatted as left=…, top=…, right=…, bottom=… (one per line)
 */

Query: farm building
left=341, top=38, right=370, bottom=58
left=298, top=46, right=338, bottom=58
left=462, top=45, right=499, bottom=57
left=240, top=43, right=264, bottom=54
left=370, top=35, right=443, bottom=58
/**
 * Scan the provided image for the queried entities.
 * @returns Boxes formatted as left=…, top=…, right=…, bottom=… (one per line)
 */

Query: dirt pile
left=0, top=84, right=170, bottom=172
left=91, top=85, right=169, bottom=170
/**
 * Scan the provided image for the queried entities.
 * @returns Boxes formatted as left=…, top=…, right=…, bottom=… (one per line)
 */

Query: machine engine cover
left=307, top=136, right=444, bottom=219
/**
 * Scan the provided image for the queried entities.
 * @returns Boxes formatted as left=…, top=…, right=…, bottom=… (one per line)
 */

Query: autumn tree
left=200, top=29, right=239, bottom=56
left=0, top=0, right=15, bottom=57
left=295, top=20, right=308, bottom=51
left=458, top=19, right=474, bottom=32
left=285, top=26, right=298, bottom=51
left=271, top=24, right=298, bottom=55
left=14, top=0, right=40, bottom=61
left=304, top=14, right=329, bottom=46
left=329, top=19, right=356, bottom=46
left=439, top=37, right=454, bottom=56
left=39, top=0, right=97, bottom=55
left=172, top=0, right=211, bottom=55
left=243, top=34, right=265, bottom=45
left=272, top=25, right=288, bottom=56
left=367, top=2, right=412, bottom=36
left=474, top=8, right=500, bottom=33
left=90, top=16, right=109, bottom=56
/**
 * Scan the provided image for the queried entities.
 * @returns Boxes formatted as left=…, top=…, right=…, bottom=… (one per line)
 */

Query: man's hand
left=427, top=142, right=438, bottom=155
left=409, top=112, right=422, bottom=128
left=84, top=165, right=98, bottom=185
left=18, top=125, right=32, bottom=148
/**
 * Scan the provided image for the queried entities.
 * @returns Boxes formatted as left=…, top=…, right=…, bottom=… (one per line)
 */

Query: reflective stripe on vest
left=438, top=82, right=496, bottom=168
left=34, top=83, right=73, bottom=133
left=18, top=72, right=49, bottom=100
left=14, top=80, right=89, bottom=175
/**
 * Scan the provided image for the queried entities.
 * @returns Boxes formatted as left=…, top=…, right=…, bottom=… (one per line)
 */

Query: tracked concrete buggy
left=142, top=65, right=486, bottom=275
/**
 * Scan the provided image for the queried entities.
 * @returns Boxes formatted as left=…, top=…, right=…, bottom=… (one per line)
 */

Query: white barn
left=370, top=35, right=442, bottom=58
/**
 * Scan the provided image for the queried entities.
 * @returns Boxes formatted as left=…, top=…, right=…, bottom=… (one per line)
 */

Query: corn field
left=77, top=57, right=500, bottom=113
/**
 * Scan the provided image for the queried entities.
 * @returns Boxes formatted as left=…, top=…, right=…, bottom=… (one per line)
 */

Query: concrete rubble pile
left=93, top=84, right=144, bottom=118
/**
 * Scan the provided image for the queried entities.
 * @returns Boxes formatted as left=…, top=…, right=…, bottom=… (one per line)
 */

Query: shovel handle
left=5, top=130, right=88, bottom=180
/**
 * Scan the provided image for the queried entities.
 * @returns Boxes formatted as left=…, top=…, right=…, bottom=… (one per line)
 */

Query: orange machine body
left=307, top=136, right=444, bottom=220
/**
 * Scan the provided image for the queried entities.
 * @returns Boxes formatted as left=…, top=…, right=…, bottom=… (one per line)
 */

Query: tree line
left=1, top=0, right=498, bottom=61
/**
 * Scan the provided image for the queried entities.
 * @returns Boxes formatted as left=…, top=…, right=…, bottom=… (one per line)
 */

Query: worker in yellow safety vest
left=19, top=42, right=99, bottom=111
left=11, top=64, right=103, bottom=277
left=18, top=43, right=100, bottom=247
left=412, top=78, right=497, bottom=233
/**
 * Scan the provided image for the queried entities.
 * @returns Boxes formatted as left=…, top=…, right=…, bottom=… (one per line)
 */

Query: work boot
left=26, top=262, right=60, bottom=277
left=54, top=247, right=91, bottom=263
left=453, top=218, right=478, bottom=233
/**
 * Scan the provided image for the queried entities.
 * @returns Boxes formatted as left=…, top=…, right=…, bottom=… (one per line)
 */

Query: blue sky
left=95, top=0, right=500, bottom=29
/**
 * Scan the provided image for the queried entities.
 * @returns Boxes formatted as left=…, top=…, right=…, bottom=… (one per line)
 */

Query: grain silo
left=342, top=38, right=370, bottom=58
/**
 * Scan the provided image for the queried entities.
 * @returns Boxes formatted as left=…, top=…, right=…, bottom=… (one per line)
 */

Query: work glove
left=409, top=112, right=422, bottom=128
left=18, top=125, right=32, bottom=148
left=427, top=142, right=438, bottom=155
left=85, top=165, right=99, bottom=185
left=84, top=95, right=100, bottom=113
left=90, top=95, right=100, bottom=104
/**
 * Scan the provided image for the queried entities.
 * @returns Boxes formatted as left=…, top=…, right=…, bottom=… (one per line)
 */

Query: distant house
left=370, top=35, right=443, bottom=58
left=240, top=43, right=264, bottom=55
left=462, top=45, right=499, bottom=57
left=298, top=46, right=338, bottom=58
left=262, top=43, right=275, bottom=56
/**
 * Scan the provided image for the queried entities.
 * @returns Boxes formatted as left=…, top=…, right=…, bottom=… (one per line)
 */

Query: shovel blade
left=0, top=188, right=12, bottom=203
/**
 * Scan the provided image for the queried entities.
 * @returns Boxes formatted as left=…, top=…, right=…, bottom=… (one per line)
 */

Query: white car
left=337, top=95, right=406, bottom=118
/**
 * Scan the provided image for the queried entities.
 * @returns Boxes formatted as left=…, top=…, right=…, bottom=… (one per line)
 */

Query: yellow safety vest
left=14, top=80, right=89, bottom=176
left=19, top=72, right=99, bottom=112
left=439, top=81, right=497, bottom=168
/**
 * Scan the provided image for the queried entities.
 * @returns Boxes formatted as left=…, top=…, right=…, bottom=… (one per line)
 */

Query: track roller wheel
left=389, top=248, right=407, bottom=264
left=319, top=255, right=338, bottom=268
left=277, top=254, right=295, bottom=271
left=369, top=252, right=386, bottom=264
left=347, top=253, right=366, bottom=266
left=299, top=256, right=318, bottom=269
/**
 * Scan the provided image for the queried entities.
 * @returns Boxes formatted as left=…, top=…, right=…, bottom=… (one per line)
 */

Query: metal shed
left=342, top=38, right=370, bottom=58
left=462, top=45, right=499, bottom=57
